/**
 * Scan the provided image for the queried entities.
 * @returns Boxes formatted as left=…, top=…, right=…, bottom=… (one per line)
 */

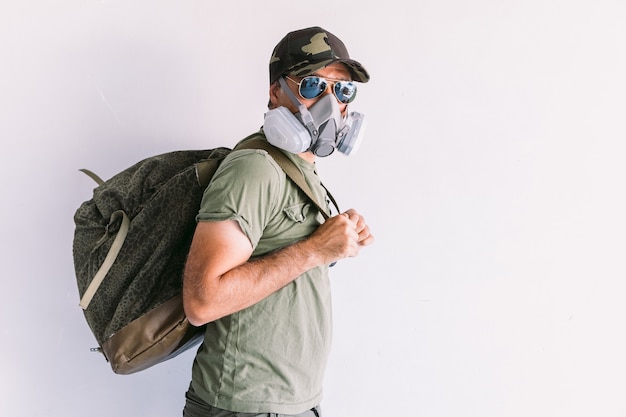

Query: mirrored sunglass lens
left=335, top=82, right=357, bottom=103
left=299, top=77, right=327, bottom=99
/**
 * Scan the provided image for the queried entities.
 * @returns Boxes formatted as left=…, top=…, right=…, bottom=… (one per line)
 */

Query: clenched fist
left=307, top=208, right=374, bottom=265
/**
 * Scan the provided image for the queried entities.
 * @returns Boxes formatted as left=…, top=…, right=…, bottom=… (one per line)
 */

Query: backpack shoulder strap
left=237, top=137, right=338, bottom=220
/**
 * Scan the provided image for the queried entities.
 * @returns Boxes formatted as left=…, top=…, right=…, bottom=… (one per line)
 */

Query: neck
left=297, top=151, right=316, bottom=164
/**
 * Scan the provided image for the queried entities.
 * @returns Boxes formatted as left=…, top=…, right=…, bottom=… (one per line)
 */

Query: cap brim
left=338, top=59, right=370, bottom=83
left=289, top=58, right=370, bottom=83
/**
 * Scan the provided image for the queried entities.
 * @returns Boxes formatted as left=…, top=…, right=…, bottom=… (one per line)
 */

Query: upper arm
left=195, top=149, right=284, bottom=248
left=182, top=149, right=284, bottom=324
left=182, top=220, right=253, bottom=321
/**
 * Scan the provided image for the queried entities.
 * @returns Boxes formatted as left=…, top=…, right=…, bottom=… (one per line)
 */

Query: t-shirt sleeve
left=196, top=149, right=284, bottom=249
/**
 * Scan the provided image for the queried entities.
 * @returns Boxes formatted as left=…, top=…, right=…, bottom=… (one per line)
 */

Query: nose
left=319, top=82, right=348, bottom=113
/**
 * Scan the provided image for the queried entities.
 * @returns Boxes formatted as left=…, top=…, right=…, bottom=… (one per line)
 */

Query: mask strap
left=278, top=77, right=319, bottom=140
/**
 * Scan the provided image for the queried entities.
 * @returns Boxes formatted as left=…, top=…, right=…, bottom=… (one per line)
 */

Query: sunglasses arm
left=279, top=77, right=318, bottom=139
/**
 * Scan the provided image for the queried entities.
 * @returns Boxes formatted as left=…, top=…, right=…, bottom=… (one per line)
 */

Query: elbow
left=183, top=293, right=225, bottom=326
left=182, top=264, right=220, bottom=326
left=182, top=277, right=206, bottom=326
left=186, top=313, right=207, bottom=328
left=183, top=301, right=204, bottom=327
left=183, top=297, right=211, bottom=327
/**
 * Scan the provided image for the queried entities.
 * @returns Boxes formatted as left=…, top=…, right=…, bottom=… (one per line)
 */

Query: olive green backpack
left=72, top=135, right=333, bottom=374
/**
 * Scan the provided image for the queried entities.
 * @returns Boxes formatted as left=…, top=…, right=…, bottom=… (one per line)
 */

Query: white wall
left=2, top=1, right=625, bottom=416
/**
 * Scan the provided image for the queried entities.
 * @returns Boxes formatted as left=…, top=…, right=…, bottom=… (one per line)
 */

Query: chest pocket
left=283, top=203, right=311, bottom=223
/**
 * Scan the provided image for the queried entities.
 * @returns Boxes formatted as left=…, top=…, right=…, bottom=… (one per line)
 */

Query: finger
left=358, top=233, right=375, bottom=247
left=344, top=213, right=366, bottom=235
left=354, top=216, right=366, bottom=234
left=339, top=212, right=357, bottom=230
left=356, top=224, right=370, bottom=241
left=341, top=209, right=360, bottom=227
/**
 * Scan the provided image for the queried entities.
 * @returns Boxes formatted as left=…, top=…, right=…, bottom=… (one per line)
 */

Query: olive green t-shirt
left=190, top=137, right=333, bottom=414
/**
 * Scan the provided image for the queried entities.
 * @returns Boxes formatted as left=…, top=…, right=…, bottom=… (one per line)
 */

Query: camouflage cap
left=269, top=26, right=370, bottom=84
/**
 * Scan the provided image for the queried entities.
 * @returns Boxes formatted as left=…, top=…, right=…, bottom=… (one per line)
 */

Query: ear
left=268, top=81, right=281, bottom=109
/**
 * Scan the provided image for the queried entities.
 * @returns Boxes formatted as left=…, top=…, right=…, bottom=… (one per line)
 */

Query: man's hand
left=306, top=208, right=374, bottom=265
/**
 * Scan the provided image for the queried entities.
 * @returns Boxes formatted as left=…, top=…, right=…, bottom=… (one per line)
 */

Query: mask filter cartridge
left=263, top=106, right=311, bottom=154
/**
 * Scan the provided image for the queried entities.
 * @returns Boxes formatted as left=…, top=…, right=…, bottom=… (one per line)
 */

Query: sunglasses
left=285, top=75, right=357, bottom=104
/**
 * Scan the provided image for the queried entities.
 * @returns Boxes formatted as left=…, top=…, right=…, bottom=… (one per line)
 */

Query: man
left=182, top=26, right=374, bottom=417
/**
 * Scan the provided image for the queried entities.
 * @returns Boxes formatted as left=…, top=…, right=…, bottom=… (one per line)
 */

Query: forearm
left=184, top=238, right=321, bottom=326
left=183, top=209, right=372, bottom=326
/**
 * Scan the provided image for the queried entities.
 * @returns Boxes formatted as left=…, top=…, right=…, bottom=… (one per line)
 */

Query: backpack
left=72, top=135, right=332, bottom=375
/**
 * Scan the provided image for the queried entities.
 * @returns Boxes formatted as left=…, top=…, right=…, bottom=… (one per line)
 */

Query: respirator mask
left=263, top=77, right=367, bottom=157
